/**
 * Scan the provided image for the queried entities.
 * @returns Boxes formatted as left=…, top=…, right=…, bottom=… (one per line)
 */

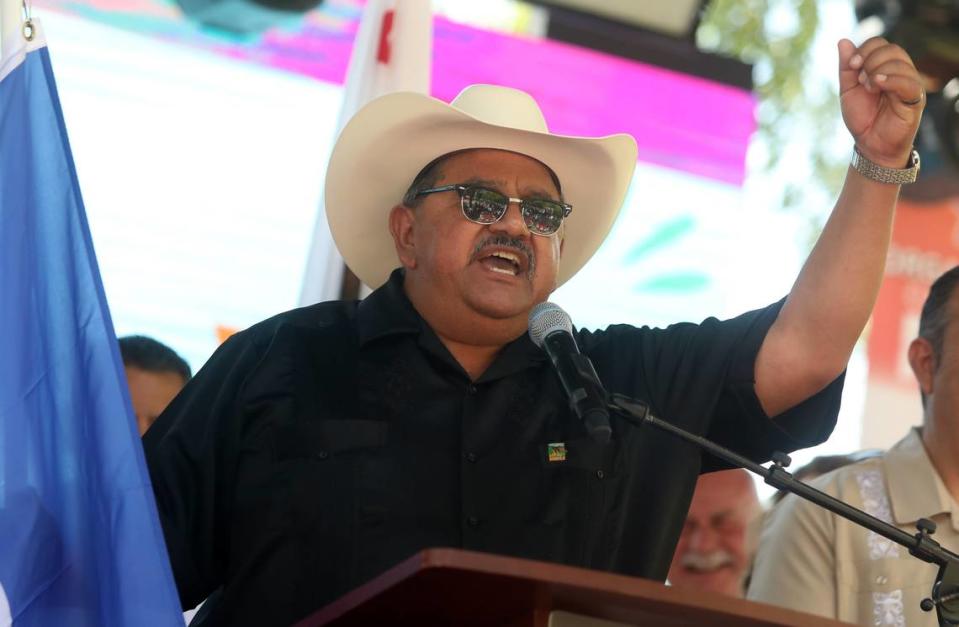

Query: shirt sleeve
left=747, top=490, right=838, bottom=619
left=705, top=300, right=844, bottom=467
left=142, top=331, right=266, bottom=609
left=578, top=299, right=843, bottom=468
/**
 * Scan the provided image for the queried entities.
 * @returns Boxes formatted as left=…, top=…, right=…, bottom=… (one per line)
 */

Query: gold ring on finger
left=901, top=91, right=924, bottom=106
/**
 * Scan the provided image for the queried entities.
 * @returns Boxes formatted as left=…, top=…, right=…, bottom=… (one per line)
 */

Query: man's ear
left=908, top=336, right=937, bottom=397
left=389, top=204, right=417, bottom=269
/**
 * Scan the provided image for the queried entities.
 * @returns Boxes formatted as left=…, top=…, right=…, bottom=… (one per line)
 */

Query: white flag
left=299, top=0, right=433, bottom=305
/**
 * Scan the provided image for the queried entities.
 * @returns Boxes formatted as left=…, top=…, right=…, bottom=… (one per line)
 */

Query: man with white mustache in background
left=667, top=469, right=761, bottom=597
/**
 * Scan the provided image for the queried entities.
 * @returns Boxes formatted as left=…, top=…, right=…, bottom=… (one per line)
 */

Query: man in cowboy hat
left=144, top=38, right=925, bottom=626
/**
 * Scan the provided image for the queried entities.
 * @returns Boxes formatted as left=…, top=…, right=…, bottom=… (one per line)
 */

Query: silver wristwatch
left=851, top=146, right=920, bottom=184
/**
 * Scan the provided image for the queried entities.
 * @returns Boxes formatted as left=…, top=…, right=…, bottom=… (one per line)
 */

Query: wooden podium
left=295, top=548, right=852, bottom=627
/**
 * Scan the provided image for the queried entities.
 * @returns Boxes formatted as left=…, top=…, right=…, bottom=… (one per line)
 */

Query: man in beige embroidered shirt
left=747, top=265, right=959, bottom=626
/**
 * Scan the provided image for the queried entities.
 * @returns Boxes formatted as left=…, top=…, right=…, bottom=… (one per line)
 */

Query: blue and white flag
left=0, top=17, right=183, bottom=627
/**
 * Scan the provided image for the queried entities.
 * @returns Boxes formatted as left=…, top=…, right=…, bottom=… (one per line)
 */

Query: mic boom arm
left=607, top=392, right=959, bottom=627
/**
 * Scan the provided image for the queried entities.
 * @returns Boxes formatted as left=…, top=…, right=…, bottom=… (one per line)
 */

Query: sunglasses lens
left=463, top=187, right=508, bottom=224
left=522, top=199, right=567, bottom=235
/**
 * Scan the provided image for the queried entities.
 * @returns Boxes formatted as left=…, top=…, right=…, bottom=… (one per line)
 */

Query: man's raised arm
left=756, top=37, right=925, bottom=417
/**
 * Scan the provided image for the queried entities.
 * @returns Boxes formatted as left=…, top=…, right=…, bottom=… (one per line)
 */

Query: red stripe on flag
left=376, top=10, right=395, bottom=64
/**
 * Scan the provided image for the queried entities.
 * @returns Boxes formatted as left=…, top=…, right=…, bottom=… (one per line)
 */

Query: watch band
left=851, top=146, right=920, bottom=184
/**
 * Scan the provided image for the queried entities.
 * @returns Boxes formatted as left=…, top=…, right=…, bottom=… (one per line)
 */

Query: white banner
left=298, top=0, right=433, bottom=305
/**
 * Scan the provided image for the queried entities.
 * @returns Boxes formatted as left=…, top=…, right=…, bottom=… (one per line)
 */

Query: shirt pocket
left=272, top=418, right=389, bottom=461
left=264, top=419, right=390, bottom=527
left=268, top=417, right=392, bottom=529
left=837, top=556, right=939, bottom=626
left=260, top=419, right=391, bottom=592
left=532, top=435, right=628, bottom=567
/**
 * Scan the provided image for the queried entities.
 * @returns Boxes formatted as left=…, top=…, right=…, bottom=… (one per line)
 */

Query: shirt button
left=596, top=470, right=605, bottom=480
left=467, top=384, right=478, bottom=394
left=466, top=515, right=480, bottom=527
left=875, top=575, right=888, bottom=585
left=465, top=452, right=478, bottom=463
left=317, top=450, right=329, bottom=460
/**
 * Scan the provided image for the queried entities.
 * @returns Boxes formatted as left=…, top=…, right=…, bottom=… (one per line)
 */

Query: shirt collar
left=478, top=332, right=548, bottom=382
left=356, top=268, right=422, bottom=346
left=355, top=267, right=548, bottom=376
left=886, top=427, right=957, bottom=530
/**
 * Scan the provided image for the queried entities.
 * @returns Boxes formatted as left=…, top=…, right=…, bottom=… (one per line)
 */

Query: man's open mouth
left=471, top=236, right=534, bottom=279
left=475, top=245, right=532, bottom=277
left=480, top=250, right=523, bottom=275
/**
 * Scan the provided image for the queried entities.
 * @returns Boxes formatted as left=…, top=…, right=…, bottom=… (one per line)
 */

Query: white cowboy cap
left=325, top=84, right=637, bottom=289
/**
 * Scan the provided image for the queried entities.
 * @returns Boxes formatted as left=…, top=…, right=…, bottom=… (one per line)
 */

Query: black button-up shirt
left=144, top=269, right=843, bottom=626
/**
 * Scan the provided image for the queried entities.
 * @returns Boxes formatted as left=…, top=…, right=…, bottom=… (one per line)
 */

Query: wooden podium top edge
left=297, top=547, right=854, bottom=627
left=415, top=549, right=847, bottom=625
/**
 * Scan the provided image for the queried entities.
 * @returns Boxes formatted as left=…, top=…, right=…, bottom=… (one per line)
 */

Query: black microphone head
left=528, top=302, right=573, bottom=348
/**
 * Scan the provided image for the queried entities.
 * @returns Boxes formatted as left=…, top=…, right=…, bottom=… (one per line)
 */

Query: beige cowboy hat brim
left=325, top=86, right=637, bottom=290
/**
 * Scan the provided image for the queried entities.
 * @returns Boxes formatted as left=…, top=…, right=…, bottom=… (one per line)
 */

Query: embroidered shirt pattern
left=872, top=590, right=905, bottom=627
left=856, top=468, right=900, bottom=560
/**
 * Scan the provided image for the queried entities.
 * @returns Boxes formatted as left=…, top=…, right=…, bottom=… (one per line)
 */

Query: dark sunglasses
left=414, top=184, right=572, bottom=236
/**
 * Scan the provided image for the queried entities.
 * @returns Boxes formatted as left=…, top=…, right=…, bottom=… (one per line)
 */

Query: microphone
left=528, top=302, right=612, bottom=444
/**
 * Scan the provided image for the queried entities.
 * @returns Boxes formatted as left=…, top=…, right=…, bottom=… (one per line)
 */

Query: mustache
left=471, top=235, right=536, bottom=279
left=680, top=550, right=735, bottom=572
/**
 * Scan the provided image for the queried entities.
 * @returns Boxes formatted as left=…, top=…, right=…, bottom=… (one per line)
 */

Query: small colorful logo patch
left=547, top=442, right=567, bottom=462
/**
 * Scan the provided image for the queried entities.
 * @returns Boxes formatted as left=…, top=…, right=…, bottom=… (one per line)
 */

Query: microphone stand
left=607, top=392, right=959, bottom=627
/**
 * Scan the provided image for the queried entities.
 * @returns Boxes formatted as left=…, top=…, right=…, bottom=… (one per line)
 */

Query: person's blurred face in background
left=124, top=365, right=187, bottom=435
left=118, top=335, right=191, bottom=436
left=668, top=468, right=761, bottom=597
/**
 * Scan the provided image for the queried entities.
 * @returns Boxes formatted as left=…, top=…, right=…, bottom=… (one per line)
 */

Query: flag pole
left=0, top=0, right=16, bottom=511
